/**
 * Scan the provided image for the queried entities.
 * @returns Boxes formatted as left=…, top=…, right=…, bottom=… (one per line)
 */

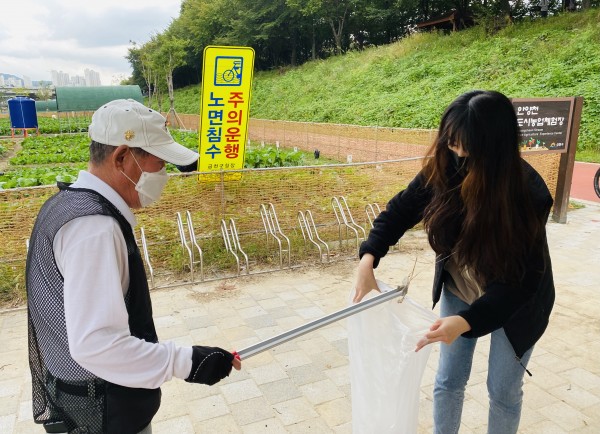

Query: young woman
left=353, top=90, right=555, bottom=434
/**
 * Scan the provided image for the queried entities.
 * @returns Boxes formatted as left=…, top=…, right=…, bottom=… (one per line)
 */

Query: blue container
left=8, top=97, right=38, bottom=129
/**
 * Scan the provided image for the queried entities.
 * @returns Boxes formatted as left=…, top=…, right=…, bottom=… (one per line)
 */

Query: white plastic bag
left=348, top=280, right=438, bottom=433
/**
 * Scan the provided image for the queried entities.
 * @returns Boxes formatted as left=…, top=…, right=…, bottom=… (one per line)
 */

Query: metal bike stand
left=186, top=210, right=204, bottom=282
left=331, top=196, right=366, bottom=253
left=365, top=203, right=381, bottom=228
left=341, top=196, right=367, bottom=240
left=365, top=203, right=399, bottom=251
left=235, top=282, right=408, bottom=360
left=332, top=196, right=352, bottom=249
left=176, top=212, right=195, bottom=280
left=176, top=211, right=205, bottom=282
left=260, top=203, right=291, bottom=269
left=138, top=227, right=155, bottom=288
left=221, top=218, right=249, bottom=275
left=297, top=210, right=330, bottom=263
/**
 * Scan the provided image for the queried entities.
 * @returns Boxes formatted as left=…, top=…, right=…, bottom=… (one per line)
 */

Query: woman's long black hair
left=422, top=90, right=545, bottom=286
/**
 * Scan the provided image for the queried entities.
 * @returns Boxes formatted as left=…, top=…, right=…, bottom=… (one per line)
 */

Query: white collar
left=70, top=171, right=137, bottom=228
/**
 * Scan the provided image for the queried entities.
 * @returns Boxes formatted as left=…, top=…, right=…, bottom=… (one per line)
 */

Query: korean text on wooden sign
left=198, top=46, right=255, bottom=180
left=511, top=97, right=575, bottom=154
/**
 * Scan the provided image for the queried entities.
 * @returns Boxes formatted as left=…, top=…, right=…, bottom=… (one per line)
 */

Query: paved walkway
left=1, top=203, right=599, bottom=433
left=571, top=162, right=600, bottom=204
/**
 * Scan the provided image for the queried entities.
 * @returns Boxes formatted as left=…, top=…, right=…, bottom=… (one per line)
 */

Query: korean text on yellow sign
left=198, top=46, right=255, bottom=180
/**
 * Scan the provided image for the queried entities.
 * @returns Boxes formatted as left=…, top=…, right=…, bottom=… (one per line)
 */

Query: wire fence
left=0, top=118, right=561, bottom=297
left=175, top=115, right=436, bottom=162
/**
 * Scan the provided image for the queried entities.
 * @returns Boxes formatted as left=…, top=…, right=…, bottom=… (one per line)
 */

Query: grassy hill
left=168, top=9, right=600, bottom=160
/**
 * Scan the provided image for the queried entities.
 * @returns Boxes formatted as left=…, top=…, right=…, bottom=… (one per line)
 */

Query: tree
left=349, top=0, right=419, bottom=47
left=226, top=0, right=302, bottom=67
left=153, top=33, right=189, bottom=127
left=35, top=82, right=53, bottom=101
left=288, top=0, right=359, bottom=55
left=125, top=43, right=145, bottom=89
left=127, top=41, right=159, bottom=108
left=286, top=0, right=325, bottom=60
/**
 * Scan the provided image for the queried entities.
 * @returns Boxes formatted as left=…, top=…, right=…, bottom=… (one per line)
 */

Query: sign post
left=198, top=46, right=255, bottom=181
left=511, top=97, right=583, bottom=223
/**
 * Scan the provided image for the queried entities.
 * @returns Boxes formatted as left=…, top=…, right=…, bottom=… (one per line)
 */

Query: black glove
left=185, top=346, right=234, bottom=386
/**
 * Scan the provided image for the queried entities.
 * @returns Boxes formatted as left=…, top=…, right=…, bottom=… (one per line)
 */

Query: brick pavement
left=1, top=203, right=599, bottom=433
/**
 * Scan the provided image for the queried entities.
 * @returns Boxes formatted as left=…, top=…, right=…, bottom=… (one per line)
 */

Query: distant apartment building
left=5, top=76, right=24, bottom=87
left=0, top=74, right=45, bottom=89
left=70, top=75, right=86, bottom=86
left=51, top=70, right=71, bottom=87
left=84, top=68, right=102, bottom=86
left=48, top=69, right=102, bottom=87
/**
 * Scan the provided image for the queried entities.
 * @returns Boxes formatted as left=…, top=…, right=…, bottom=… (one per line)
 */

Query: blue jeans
left=433, top=289, right=533, bottom=434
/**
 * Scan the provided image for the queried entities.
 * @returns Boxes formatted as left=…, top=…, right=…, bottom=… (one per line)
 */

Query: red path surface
left=571, top=162, right=600, bottom=203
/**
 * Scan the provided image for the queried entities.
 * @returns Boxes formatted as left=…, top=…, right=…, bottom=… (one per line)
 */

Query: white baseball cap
left=88, top=99, right=198, bottom=166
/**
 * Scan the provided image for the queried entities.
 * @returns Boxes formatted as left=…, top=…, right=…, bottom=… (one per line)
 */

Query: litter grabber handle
left=234, top=283, right=407, bottom=360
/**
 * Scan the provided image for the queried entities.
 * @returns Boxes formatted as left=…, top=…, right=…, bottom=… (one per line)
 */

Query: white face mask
left=121, top=151, right=169, bottom=207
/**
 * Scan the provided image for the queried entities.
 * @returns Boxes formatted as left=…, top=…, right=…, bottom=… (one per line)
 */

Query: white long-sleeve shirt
left=53, top=170, right=192, bottom=388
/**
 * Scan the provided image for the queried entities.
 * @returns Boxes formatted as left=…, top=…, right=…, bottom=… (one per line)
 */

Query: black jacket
left=359, top=160, right=555, bottom=358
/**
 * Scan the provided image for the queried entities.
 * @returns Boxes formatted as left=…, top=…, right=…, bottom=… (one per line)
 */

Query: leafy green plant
left=0, top=130, right=329, bottom=189
left=244, top=146, right=305, bottom=168
left=10, top=134, right=90, bottom=165
left=169, top=129, right=199, bottom=150
left=0, top=165, right=85, bottom=189
left=0, top=115, right=90, bottom=135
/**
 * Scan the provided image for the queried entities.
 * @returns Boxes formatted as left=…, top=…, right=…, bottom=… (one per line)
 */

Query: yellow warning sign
left=198, top=46, right=255, bottom=181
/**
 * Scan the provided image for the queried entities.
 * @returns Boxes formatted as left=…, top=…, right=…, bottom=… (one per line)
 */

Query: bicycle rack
left=260, top=203, right=291, bottom=269
left=221, top=218, right=249, bottom=276
left=365, top=203, right=399, bottom=251
left=176, top=211, right=204, bottom=282
left=365, top=203, right=382, bottom=228
left=331, top=196, right=366, bottom=253
left=297, top=210, right=330, bottom=263
left=138, top=227, right=155, bottom=288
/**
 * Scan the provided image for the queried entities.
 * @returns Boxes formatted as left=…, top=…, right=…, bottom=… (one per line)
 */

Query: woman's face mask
left=450, top=151, right=468, bottom=172
left=448, top=141, right=469, bottom=176
left=121, top=151, right=169, bottom=207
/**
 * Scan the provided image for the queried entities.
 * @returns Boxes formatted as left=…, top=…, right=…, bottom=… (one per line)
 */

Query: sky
left=0, top=0, right=183, bottom=86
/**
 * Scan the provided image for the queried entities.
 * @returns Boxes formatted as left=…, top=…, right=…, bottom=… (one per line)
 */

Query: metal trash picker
left=233, top=280, right=409, bottom=361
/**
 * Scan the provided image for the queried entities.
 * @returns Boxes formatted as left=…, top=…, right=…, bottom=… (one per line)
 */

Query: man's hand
left=415, top=315, right=471, bottom=352
left=232, top=356, right=242, bottom=371
left=185, top=346, right=241, bottom=385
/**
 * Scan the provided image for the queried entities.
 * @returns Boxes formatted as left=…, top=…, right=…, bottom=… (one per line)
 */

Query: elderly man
left=27, top=99, right=240, bottom=434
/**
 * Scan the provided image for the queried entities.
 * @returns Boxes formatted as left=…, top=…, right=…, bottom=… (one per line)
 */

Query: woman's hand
left=353, top=254, right=379, bottom=303
left=415, top=315, right=471, bottom=352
